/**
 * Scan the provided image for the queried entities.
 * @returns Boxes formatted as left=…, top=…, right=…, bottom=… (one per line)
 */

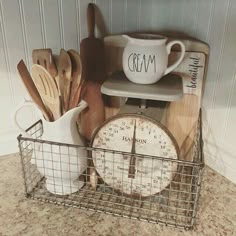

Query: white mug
left=122, top=34, right=185, bottom=84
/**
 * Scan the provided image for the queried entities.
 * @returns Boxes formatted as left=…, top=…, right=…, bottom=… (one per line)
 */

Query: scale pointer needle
left=128, top=119, right=136, bottom=178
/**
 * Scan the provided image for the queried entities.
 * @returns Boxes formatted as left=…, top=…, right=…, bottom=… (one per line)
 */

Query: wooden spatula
left=58, top=49, right=72, bottom=113
left=80, top=3, right=106, bottom=83
left=32, top=49, right=57, bottom=78
left=17, top=60, right=53, bottom=121
left=67, top=49, right=82, bottom=109
left=31, top=64, right=61, bottom=120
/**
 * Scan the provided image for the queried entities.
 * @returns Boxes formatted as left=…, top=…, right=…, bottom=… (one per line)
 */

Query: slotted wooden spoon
left=31, top=64, right=61, bottom=120
left=17, top=60, right=53, bottom=121
left=32, top=49, right=57, bottom=78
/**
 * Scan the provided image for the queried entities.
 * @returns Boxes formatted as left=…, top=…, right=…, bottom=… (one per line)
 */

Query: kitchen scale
left=90, top=72, right=183, bottom=197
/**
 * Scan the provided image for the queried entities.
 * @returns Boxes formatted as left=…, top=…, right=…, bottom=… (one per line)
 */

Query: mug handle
left=164, top=40, right=185, bottom=75
left=13, top=99, right=37, bottom=139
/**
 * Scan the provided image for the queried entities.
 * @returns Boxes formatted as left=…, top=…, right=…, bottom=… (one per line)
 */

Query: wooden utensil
left=103, top=35, right=128, bottom=119
left=80, top=3, right=106, bottom=83
left=79, top=3, right=106, bottom=141
left=17, top=60, right=53, bottom=121
left=67, top=49, right=82, bottom=109
left=79, top=81, right=105, bottom=141
left=58, top=49, right=72, bottom=113
left=32, top=48, right=57, bottom=78
left=31, top=64, right=61, bottom=120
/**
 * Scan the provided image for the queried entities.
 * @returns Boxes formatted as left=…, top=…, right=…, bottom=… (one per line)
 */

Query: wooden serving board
left=167, top=51, right=207, bottom=161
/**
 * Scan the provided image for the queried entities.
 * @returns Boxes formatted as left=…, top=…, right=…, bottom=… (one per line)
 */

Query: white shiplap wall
left=0, top=0, right=235, bottom=183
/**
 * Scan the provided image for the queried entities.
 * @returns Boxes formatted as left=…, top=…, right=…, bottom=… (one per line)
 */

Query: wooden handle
left=17, top=60, right=52, bottom=121
left=32, top=48, right=57, bottom=78
left=58, top=49, right=72, bottom=113
left=87, top=3, right=95, bottom=38
left=80, top=81, right=105, bottom=141
left=32, top=64, right=61, bottom=121
left=67, top=49, right=82, bottom=109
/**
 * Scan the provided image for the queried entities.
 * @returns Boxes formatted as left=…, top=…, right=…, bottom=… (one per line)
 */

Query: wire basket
left=17, top=114, right=204, bottom=230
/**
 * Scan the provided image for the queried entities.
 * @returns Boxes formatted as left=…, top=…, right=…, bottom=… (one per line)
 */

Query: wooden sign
left=167, top=50, right=208, bottom=161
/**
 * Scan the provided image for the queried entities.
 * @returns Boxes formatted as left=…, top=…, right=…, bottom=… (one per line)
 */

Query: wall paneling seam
left=0, top=0, right=15, bottom=104
left=208, top=0, right=231, bottom=133
left=222, top=63, right=236, bottom=140
left=58, top=0, right=65, bottom=49
left=221, top=0, right=235, bottom=139
left=39, top=0, right=46, bottom=48
left=137, top=0, right=141, bottom=31
left=19, top=0, right=30, bottom=68
left=123, top=0, right=127, bottom=32
left=110, top=0, right=113, bottom=33
left=192, top=0, right=199, bottom=38
left=75, top=0, right=81, bottom=50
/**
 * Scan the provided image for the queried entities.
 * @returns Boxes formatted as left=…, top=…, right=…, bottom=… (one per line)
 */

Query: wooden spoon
left=17, top=60, right=53, bottom=121
left=58, top=49, right=72, bottom=113
left=31, top=64, right=61, bottom=120
left=67, top=49, right=82, bottom=109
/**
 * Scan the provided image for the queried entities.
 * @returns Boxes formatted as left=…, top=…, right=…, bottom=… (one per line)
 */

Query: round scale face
left=91, top=114, right=179, bottom=197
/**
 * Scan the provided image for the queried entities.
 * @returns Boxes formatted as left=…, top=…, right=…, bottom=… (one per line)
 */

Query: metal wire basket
left=17, top=114, right=204, bottom=230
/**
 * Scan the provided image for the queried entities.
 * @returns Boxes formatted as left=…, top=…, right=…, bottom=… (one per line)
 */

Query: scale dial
left=91, top=113, right=179, bottom=197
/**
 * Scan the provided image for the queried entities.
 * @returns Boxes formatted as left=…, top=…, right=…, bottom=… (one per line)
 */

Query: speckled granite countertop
left=0, top=153, right=236, bottom=236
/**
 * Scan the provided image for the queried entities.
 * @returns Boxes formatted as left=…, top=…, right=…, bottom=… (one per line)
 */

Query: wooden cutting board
left=104, top=35, right=127, bottom=76
left=103, top=36, right=127, bottom=120
left=167, top=50, right=208, bottom=161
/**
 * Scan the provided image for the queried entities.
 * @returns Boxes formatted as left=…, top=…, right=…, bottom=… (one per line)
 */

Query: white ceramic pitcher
left=14, top=100, right=88, bottom=195
left=122, top=34, right=185, bottom=84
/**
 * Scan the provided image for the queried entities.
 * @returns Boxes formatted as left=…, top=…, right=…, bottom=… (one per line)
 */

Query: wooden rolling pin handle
left=87, top=3, right=95, bottom=38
